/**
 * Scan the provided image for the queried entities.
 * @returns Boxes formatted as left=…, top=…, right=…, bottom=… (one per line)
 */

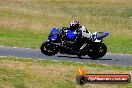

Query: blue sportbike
left=40, top=28, right=109, bottom=59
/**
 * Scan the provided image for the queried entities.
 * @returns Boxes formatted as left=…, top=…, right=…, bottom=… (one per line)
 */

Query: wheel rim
left=43, top=44, right=54, bottom=53
left=93, top=45, right=105, bottom=56
left=97, top=46, right=104, bottom=54
left=88, top=43, right=107, bottom=58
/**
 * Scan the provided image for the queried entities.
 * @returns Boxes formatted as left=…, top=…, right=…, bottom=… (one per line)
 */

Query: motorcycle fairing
left=92, top=32, right=109, bottom=42
left=48, top=28, right=62, bottom=42
left=66, top=30, right=78, bottom=40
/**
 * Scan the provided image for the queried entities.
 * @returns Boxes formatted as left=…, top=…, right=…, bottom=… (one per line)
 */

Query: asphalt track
left=0, top=46, right=132, bottom=66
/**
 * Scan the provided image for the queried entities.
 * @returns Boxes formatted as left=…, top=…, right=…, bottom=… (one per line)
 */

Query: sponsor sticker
left=76, top=68, right=131, bottom=85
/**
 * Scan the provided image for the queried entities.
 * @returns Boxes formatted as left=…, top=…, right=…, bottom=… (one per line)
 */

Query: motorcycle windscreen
left=49, top=28, right=61, bottom=41
left=49, top=28, right=62, bottom=36
left=66, top=30, right=78, bottom=40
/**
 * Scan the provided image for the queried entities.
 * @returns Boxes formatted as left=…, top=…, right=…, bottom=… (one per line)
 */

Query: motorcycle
left=40, top=27, right=109, bottom=59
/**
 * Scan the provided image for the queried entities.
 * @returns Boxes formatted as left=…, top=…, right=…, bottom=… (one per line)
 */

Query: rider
left=60, top=20, right=90, bottom=51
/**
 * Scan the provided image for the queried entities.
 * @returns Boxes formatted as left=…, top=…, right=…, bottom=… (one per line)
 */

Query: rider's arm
left=81, top=26, right=90, bottom=33
left=78, top=26, right=91, bottom=39
left=59, top=27, right=68, bottom=44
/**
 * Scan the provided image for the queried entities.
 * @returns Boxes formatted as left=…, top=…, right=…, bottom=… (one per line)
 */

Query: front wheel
left=87, top=43, right=107, bottom=59
left=40, top=41, right=59, bottom=56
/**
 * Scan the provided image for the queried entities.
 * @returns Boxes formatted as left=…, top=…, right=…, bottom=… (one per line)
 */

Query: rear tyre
left=87, top=43, right=107, bottom=59
left=40, top=41, right=59, bottom=56
left=77, top=54, right=82, bottom=58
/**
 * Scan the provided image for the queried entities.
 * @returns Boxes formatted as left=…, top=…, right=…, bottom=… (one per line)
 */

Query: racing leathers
left=60, top=26, right=91, bottom=51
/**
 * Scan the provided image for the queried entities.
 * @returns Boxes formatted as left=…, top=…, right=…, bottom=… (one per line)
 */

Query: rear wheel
left=77, top=54, right=82, bottom=58
left=87, top=43, right=107, bottom=59
left=40, top=41, right=59, bottom=56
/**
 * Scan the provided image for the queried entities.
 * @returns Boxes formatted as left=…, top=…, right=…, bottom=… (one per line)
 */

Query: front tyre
left=40, top=41, right=59, bottom=56
left=88, top=43, right=107, bottom=59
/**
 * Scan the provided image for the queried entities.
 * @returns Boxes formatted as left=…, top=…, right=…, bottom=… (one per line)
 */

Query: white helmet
left=70, top=20, right=80, bottom=30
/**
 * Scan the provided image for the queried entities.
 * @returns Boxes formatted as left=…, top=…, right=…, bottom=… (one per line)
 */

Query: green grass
left=0, top=0, right=132, bottom=53
left=0, top=56, right=132, bottom=88
left=0, top=26, right=47, bottom=48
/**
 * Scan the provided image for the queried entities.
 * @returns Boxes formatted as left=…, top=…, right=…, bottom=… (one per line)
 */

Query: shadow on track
left=58, top=55, right=91, bottom=59
left=98, top=58, right=112, bottom=60
left=57, top=55, right=112, bottom=60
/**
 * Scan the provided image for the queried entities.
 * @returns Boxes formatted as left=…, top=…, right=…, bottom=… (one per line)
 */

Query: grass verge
left=0, top=56, right=131, bottom=88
